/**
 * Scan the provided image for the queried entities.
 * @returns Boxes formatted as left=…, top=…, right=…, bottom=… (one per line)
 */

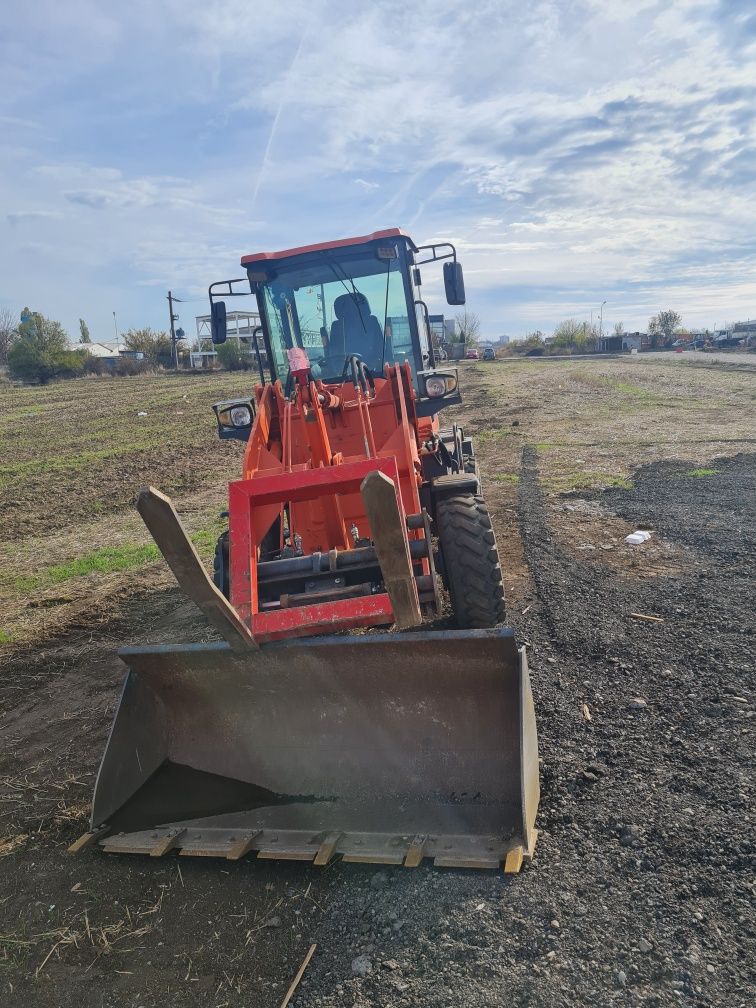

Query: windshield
left=257, top=247, right=414, bottom=384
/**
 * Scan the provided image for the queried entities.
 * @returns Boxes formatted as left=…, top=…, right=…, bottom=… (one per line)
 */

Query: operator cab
left=209, top=228, right=466, bottom=415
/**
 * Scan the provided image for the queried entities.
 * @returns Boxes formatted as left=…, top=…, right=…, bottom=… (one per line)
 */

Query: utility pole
left=167, top=291, right=183, bottom=370
left=599, top=300, right=607, bottom=341
left=112, top=311, right=120, bottom=353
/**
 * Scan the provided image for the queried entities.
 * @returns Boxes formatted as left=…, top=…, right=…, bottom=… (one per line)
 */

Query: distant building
left=69, top=341, right=119, bottom=362
left=189, top=350, right=219, bottom=369
left=599, top=332, right=651, bottom=353
left=428, top=314, right=446, bottom=347
left=194, top=309, right=266, bottom=368
left=732, top=320, right=756, bottom=346
left=196, top=309, right=262, bottom=344
left=621, top=332, right=650, bottom=352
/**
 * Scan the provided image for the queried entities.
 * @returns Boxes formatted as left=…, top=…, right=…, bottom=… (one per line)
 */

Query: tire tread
left=436, top=494, right=506, bottom=628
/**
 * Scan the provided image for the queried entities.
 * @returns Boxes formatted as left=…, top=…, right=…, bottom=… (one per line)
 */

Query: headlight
left=230, top=405, right=252, bottom=427
left=423, top=372, right=458, bottom=398
left=213, top=399, right=255, bottom=431
left=425, top=375, right=447, bottom=398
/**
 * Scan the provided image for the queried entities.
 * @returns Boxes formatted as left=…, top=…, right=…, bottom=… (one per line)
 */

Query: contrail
left=250, top=24, right=309, bottom=212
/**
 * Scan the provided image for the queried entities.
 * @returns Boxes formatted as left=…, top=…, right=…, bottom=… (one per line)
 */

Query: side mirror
left=211, top=301, right=227, bottom=344
left=443, top=261, right=466, bottom=305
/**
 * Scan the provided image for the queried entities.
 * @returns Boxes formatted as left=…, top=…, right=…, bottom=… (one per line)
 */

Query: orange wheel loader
left=82, top=229, right=539, bottom=871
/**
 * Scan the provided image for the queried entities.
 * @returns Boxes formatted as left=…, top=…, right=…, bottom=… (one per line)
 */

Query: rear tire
left=213, top=518, right=281, bottom=600
left=213, top=531, right=230, bottom=598
left=435, top=494, right=506, bottom=628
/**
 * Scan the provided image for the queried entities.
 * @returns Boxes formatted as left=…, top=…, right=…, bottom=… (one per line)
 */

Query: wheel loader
left=77, top=228, right=539, bottom=871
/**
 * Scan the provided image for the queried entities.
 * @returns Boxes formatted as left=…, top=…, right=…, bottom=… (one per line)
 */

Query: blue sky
left=1, top=0, right=755, bottom=344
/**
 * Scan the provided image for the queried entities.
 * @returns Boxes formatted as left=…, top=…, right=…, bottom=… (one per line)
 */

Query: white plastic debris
left=137, top=411, right=148, bottom=416
left=625, top=531, right=651, bottom=545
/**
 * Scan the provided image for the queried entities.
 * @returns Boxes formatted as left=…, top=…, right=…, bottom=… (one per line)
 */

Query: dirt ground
left=1, top=355, right=754, bottom=1007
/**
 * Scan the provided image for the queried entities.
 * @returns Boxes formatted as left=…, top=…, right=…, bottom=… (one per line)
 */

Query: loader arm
left=227, top=363, right=434, bottom=641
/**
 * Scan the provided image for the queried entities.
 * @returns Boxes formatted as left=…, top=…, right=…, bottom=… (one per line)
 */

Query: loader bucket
left=91, top=629, right=539, bottom=870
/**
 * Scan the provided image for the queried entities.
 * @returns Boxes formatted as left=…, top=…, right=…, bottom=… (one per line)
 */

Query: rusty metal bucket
left=90, top=629, right=539, bottom=870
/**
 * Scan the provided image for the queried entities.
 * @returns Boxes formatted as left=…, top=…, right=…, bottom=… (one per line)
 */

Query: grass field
left=0, top=353, right=754, bottom=1007
left=0, top=356, right=753, bottom=654
left=0, top=371, right=251, bottom=649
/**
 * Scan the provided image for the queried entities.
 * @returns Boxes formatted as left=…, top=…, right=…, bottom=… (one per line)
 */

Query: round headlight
left=425, top=375, right=447, bottom=398
left=230, top=405, right=252, bottom=427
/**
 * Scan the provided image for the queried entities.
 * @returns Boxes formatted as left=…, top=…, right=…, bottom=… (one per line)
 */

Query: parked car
left=482, top=347, right=496, bottom=361
left=465, top=348, right=480, bottom=359
left=671, top=339, right=687, bottom=348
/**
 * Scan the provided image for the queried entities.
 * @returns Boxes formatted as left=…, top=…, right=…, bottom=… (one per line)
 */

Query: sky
left=1, top=0, right=755, bottom=345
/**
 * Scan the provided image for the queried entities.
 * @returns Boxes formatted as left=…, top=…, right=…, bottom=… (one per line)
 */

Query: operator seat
left=329, top=292, right=384, bottom=367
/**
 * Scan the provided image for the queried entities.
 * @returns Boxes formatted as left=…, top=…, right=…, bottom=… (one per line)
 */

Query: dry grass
left=457, top=354, right=755, bottom=599
left=0, top=763, right=91, bottom=839
left=463, top=355, right=755, bottom=498
left=0, top=371, right=250, bottom=652
left=0, top=888, right=164, bottom=978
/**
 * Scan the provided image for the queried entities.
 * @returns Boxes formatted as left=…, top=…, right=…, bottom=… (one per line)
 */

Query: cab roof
left=241, top=228, right=411, bottom=266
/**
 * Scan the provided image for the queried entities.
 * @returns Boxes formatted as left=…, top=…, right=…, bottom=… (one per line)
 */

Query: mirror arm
left=208, top=277, right=251, bottom=300
left=413, top=241, right=457, bottom=266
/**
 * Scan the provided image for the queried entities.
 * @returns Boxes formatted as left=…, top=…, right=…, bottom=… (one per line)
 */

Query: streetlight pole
left=599, top=300, right=607, bottom=341
left=167, top=291, right=183, bottom=370
left=113, top=311, right=120, bottom=353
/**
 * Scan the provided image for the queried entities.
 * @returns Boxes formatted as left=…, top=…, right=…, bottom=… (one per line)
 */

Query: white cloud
left=7, top=209, right=63, bottom=223
left=0, top=0, right=754, bottom=338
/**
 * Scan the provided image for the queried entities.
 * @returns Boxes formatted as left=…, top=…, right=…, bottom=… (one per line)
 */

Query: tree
left=216, top=340, right=251, bottom=371
left=648, top=310, right=681, bottom=348
left=455, top=310, right=481, bottom=346
left=0, top=307, right=17, bottom=364
left=509, top=331, right=545, bottom=353
left=523, top=330, right=545, bottom=345
left=7, top=309, right=85, bottom=384
left=551, top=319, right=597, bottom=350
left=123, top=327, right=173, bottom=365
left=613, top=321, right=625, bottom=336
left=79, top=318, right=91, bottom=343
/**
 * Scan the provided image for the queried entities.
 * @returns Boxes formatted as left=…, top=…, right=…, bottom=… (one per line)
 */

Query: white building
left=192, top=310, right=265, bottom=368
left=195, top=310, right=262, bottom=347
left=69, top=341, right=119, bottom=359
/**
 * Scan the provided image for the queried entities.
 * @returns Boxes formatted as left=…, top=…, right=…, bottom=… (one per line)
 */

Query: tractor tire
left=213, top=530, right=230, bottom=598
left=213, top=519, right=281, bottom=600
left=435, top=493, right=506, bottom=628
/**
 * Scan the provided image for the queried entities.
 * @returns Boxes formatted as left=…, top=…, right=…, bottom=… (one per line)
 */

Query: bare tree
left=0, top=307, right=18, bottom=364
left=613, top=321, right=625, bottom=336
left=455, top=310, right=481, bottom=346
